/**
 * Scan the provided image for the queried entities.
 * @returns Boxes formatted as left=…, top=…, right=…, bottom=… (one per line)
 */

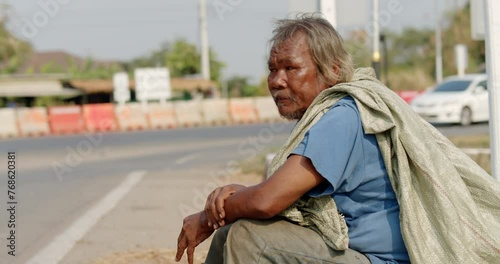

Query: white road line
left=26, top=170, right=147, bottom=264
left=175, top=153, right=198, bottom=165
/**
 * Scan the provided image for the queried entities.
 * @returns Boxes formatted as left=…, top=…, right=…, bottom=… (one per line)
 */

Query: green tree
left=227, top=75, right=268, bottom=97
left=0, top=15, right=33, bottom=74
left=441, top=3, right=485, bottom=76
left=128, top=39, right=225, bottom=81
left=344, top=30, right=372, bottom=68
left=165, top=40, right=200, bottom=76
left=354, top=2, right=485, bottom=90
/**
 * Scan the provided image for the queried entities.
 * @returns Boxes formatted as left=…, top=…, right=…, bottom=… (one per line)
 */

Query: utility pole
left=319, top=0, right=337, bottom=28
left=484, top=0, right=500, bottom=180
left=435, top=0, right=444, bottom=83
left=372, top=0, right=381, bottom=79
left=199, top=0, right=211, bottom=80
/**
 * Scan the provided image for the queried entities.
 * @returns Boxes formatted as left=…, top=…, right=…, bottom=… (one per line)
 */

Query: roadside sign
left=454, top=44, right=468, bottom=77
left=113, top=72, right=130, bottom=104
left=471, top=0, right=485, bottom=40
left=134, top=68, right=172, bottom=102
left=320, top=0, right=337, bottom=28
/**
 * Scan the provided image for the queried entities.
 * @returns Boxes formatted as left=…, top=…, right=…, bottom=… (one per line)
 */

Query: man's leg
left=205, top=223, right=232, bottom=263
left=205, top=218, right=370, bottom=264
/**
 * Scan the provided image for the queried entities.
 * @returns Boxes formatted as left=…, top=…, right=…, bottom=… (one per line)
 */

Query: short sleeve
left=291, top=97, right=365, bottom=197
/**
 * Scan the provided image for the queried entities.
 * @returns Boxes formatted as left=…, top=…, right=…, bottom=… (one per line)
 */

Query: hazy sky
left=4, top=0, right=467, bottom=83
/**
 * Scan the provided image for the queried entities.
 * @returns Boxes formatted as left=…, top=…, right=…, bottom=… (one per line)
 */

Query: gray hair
left=270, top=13, right=354, bottom=85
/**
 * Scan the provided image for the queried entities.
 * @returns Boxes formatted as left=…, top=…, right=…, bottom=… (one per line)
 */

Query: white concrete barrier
left=254, top=96, right=283, bottom=122
left=115, top=103, right=149, bottom=131
left=201, top=99, right=230, bottom=125
left=174, top=100, right=203, bottom=127
left=0, top=108, right=19, bottom=138
left=147, top=102, right=178, bottom=129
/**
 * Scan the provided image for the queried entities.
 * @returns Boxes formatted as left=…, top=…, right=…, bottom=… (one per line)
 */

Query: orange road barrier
left=396, top=90, right=424, bottom=104
left=83, top=103, right=118, bottom=132
left=16, top=107, right=50, bottom=137
left=229, top=98, right=259, bottom=124
left=48, top=106, right=85, bottom=135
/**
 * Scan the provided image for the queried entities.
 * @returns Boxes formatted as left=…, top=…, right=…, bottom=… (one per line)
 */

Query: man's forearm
left=222, top=183, right=277, bottom=224
left=220, top=155, right=325, bottom=225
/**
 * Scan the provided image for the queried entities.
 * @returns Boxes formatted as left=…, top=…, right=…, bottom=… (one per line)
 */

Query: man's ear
left=328, top=64, right=340, bottom=86
left=332, top=64, right=340, bottom=76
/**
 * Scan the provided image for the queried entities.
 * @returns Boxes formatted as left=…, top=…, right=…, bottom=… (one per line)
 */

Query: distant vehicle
left=410, top=74, right=489, bottom=126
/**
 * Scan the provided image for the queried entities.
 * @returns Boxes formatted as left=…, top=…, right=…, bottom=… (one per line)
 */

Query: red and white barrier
left=396, top=90, right=423, bottom=103
left=48, top=106, right=85, bottom=135
left=83, top=104, right=118, bottom=132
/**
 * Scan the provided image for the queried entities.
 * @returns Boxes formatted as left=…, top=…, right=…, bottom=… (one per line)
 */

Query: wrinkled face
left=267, top=32, right=329, bottom=120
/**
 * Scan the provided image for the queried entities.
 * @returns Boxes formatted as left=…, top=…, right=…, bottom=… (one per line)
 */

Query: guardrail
left=0, top=92, right=426, bottom=139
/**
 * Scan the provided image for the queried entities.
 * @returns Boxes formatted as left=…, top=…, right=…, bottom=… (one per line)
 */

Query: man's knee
left=227, top=219, right=263, bottom=246
left=224, top=219, right=270, bottom=262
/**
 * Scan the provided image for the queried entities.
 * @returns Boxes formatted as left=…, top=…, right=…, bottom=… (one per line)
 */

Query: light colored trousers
left=205, top=218, right=371, bottom=264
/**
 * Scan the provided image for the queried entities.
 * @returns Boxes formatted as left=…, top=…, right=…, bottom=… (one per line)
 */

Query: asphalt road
left=0, top=122, right=489, bottom=263
left=0, top=122, right=294, bottom=263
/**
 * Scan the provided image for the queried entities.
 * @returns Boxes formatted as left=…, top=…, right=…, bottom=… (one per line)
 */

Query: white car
left=410, top=74, right=489, bottom=126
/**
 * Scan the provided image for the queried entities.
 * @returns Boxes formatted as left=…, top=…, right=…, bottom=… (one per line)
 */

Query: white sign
left=113, top=72, right=130, bottom=103
left=454, top=44, right=468, bottom=77
left=134, top=68, right=172, bottom=101
left=320, top=0, right=337, bottom=28
left=471, top=0, right=485, bottom=41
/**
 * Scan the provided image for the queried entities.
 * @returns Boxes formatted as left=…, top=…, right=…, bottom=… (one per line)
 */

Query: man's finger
left=177, top=228, right=184, bottom=243
left=187, top=246, right=195, bottom=264
left=204, top=207, right=214, bottom=227
left=175, top=234, right=187, bottom=262
left=209, top=189, right=222, bottom=221
left=210, top=198, right=219, bottom=222
left=215, top=196, right=225, bottom=219
left=205, top=189, right=220, bottom=226
left=204, top=192, right=213, bottom=209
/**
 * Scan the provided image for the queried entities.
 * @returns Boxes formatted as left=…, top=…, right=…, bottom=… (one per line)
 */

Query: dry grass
left=448, top=135, right=491, bottom=173
left=386, top=68, right=435, bottom=91
left=90, top=249, right=208, bottom=264
left=448, top=134, right=490, bottom=148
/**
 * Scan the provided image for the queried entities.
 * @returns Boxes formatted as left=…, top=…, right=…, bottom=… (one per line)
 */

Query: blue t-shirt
left=291, top=96, right=410, bottom=264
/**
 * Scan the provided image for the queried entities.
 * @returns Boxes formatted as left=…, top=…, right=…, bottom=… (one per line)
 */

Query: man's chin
left=278, top=109, right=305, bottom=121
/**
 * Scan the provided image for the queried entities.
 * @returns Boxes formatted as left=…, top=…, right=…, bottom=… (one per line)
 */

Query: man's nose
left=269, top=70, right=287, bottom=90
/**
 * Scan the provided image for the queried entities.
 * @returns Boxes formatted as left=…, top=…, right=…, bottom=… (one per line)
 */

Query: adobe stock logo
left=212, top=0, right=243, bottom=21
left=21, top=0, right=71, bottom=39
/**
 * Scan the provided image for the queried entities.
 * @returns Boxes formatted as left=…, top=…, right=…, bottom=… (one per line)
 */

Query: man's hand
left=176, top=211, right=214, bottom=264
left=204, top=184, right=246, bottom=229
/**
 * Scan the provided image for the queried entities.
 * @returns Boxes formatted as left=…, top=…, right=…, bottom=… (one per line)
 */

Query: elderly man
left=176, top=14, right=500, bottom=264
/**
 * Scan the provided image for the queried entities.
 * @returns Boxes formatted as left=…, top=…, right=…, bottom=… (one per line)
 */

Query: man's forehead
left=268, top=34, right=310, bottom=62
